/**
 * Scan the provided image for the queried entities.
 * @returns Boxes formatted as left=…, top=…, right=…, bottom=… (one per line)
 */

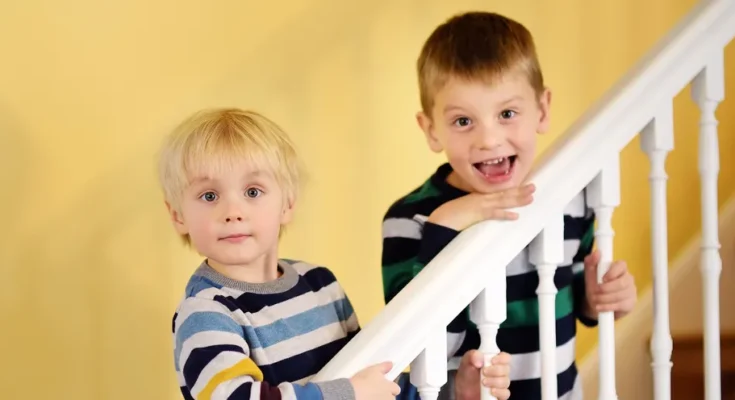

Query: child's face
left=170, top=162, right=293, bottom=269
left=418, top=72, right=550, bottom=194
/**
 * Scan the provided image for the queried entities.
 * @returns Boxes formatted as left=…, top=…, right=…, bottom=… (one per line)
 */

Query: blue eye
left=200, top=192, right=217, bottom=202
left=453, top=117, right=472, bottom=127
left=246, top=188, right=262, bottom=198
left=500, top=110, right=516, bottom=119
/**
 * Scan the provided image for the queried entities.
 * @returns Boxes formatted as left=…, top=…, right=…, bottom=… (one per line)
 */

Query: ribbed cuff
left=316, top=378, right=355, bottom=400
left=577, top=310, right=599, bottom=327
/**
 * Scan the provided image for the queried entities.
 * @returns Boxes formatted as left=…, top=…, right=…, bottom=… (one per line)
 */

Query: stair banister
left=642, top=103, right=676, bottom=400
left=314, top=1, right=735, bottom=399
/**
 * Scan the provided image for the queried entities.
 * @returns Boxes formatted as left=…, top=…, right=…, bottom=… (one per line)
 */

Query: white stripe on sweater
left=382, top=217, right=423, bottom=239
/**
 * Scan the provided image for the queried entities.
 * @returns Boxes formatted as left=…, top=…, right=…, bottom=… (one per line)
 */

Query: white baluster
left=528, top=215, right=565, bottom=400
left=410, top=331, right=448, bottom=400
left=587, top=156, right=621, bottom=400
left=470, top=266, right=507, bottom=400
left=641, top=104, right=675, bottom=400
left=692, top=51, right=724, bottom=400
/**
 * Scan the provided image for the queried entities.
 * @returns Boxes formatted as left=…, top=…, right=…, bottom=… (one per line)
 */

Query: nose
left=475, top=124, right=503, bottom=150
left=221, top=198, right=245, bottom=223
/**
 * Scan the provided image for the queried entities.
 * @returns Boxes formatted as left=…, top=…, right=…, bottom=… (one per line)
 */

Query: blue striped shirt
left=172, top=259, right=359, bottom=400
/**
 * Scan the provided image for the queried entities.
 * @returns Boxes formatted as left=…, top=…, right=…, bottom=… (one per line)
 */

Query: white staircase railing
left=314, top=1, right=735, bottom=399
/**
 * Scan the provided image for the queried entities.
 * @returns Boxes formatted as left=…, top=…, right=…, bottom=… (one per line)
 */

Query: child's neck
left=207, top=251, right=282, bottom=284
left=446, top=170, right=473, bottom=193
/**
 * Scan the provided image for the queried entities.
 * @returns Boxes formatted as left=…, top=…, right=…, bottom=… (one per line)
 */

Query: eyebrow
left=443, top=96, right=525, bottom=114
left=499, top=95, right=524, bottom=105
left=189, top=169, right=266, bottom=184
left=443, top=105, right=465, bottom=114
left=500, top=95, right=525, bottom=105
left=189, top=176, right=213, bottom=185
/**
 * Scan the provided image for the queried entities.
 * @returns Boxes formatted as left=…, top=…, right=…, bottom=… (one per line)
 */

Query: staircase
left=313, top=1, right=735, bottom=399
left=671, top=332, right=735, bottom=400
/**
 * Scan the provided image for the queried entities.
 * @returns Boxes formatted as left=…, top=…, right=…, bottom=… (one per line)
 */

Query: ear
left=416, top=111, right=444, bottom=153
left=537, top=88, right=552, bottom=134
left=280, top=195, right=296, bottom=225
left=166, top=201, right=188, bottom=235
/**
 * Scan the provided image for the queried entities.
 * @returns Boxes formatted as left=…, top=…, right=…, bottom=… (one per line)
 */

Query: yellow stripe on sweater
left=198, top=357, right=264, bottom=400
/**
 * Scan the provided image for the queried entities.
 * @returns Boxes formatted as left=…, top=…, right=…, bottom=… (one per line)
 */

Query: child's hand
left=428, top=184, right=535, bottom=231
left=583, top=249, right=637, bottom=319
left=349, top=361, right=401, bottom=400
left=455, top=350, right=511, bottom=400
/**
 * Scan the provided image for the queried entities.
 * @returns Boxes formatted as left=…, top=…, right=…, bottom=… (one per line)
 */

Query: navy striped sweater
left=172, top=259, right=358, bottom=400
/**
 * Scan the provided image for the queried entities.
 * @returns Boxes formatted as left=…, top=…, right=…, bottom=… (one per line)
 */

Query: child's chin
left=209, top=251, right=258, bottom=266
left=473, top=180, right=518, bottom=194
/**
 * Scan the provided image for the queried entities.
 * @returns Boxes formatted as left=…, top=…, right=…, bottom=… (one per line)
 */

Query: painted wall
left=1, top=0, right=733, bottom=398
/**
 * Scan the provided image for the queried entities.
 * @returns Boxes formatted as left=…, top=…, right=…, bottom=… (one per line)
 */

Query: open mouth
left=473, top=155, right=517, bottom=182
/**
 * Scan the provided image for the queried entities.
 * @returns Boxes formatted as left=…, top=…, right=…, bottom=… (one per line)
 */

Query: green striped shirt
left=383, top=163, right=596, bottom=400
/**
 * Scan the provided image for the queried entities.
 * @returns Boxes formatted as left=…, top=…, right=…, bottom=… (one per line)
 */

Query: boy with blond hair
left=160, top=108, right=399, bottom=400
left=382, top=12, right=638, bottom=400
left=159, top=108, right=512, bottom=400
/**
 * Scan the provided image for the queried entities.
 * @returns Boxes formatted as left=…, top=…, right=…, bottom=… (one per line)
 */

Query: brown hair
left=417, top=12, right=544, bottom=114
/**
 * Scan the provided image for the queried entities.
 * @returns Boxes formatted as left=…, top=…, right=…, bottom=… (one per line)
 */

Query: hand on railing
left=454, top=351, right=511, bottom=400
left=427, top=184, right=535, bottom=230
left=349, top=361, right=402, bottom=400
left=582, top=249, right=637, bottom=320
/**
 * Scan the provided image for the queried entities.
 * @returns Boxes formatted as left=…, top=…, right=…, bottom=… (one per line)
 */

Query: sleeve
left=381, top=215, right=470, bottom=356
left=173, top=298, right=355, bottom=400
left=327, top=269, right=361, bottom=340
left=571, top=212, right=599, bottom=328
left=381, top=216, right=459, bottom=304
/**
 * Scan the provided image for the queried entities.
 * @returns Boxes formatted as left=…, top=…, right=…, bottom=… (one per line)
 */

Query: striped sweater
left=382, top=163, right=598, bottom=400
left=173, top=259, right=359, bottom=400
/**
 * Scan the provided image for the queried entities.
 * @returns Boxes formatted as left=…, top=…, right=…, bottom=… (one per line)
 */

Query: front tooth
left=482, top=157, right=506, bottom=165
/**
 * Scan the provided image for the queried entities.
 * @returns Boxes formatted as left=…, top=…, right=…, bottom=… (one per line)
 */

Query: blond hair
left=157, top=108, right=301, bottom=244
left=417, top=11, right=544, bottom=115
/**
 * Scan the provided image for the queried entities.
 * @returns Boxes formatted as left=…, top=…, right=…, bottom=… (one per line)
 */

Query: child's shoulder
left=179, top=264, right=240, bottom=301
left=279, top=259, right=353, bottom=313
left=173, top=271, right=236, bottom=319
left=280, top=258, right=342, bottom=289
left=384, top=171, right=453, bottom=222
left=172, top=270, right=243, bottom=341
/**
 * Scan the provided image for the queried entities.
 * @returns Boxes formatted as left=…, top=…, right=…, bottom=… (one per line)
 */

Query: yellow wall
left=2, top=1, right=734, bottom=398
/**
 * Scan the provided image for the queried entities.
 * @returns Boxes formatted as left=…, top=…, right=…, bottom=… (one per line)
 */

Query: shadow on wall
left=0, top=107, right=34, bottom=313
left=0, top=134, right=179, bottom=399
left=207, top=0, right=386, bottom=110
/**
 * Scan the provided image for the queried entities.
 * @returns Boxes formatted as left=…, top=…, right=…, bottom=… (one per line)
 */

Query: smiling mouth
left=473, top=155, right=517, bottom=178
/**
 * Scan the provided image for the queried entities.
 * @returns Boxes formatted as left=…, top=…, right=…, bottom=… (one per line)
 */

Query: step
left=670, top=331, right=735, bottom=400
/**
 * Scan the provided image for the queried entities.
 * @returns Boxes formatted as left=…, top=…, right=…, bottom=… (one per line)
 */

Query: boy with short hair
left=159, top=108, right=512, bottom=400
left=160, top=108, right=400, bottom=400
left=382, top=12, right=637, bottom=400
